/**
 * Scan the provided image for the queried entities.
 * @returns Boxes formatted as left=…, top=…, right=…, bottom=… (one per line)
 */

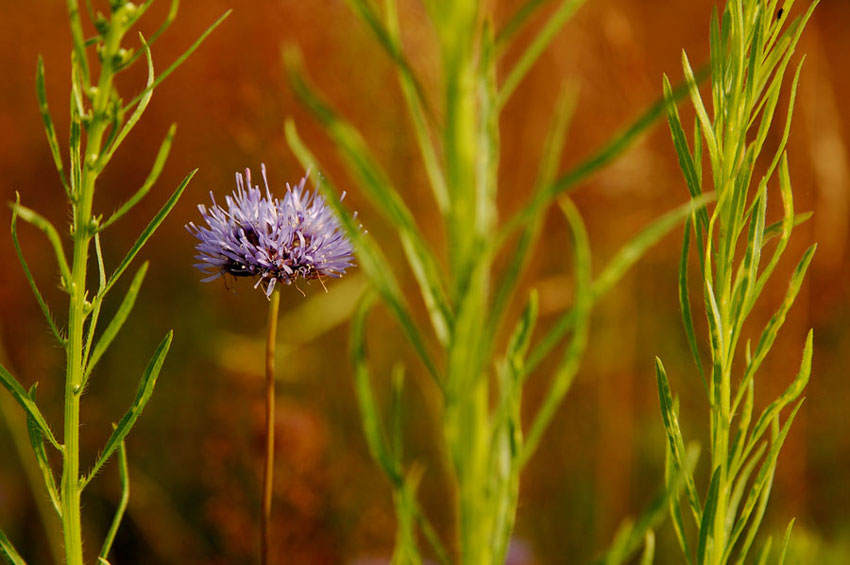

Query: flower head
left=187, top=165, right=355, bottom=296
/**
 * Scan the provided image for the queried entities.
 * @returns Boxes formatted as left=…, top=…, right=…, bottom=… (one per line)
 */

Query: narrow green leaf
left=491, top=83, right=578, bottom=333
left=122, top=10, right=232, bottom=113
left=697, top=467, right=721, bottom=565
left=778, top=518, right=796, bottom=565
left=384, top=0, right=447, bottom=212
left=741, top=330, right=812, bottom=464
left=498, top=0, right=587, bottom=107
left=499, top=66, right=708, bottom=244
left=725, top=400, right=804, bottom=562
left=736, top=244, right=816, bottom=406
left=85, top=263, right=149, bottom=381
left=24, top=385, right=61, bottom=517
left=10, top=195, right=65, bottom=344
left=286, top=62, right=452, bottom=346
left=594, top=192, right=715, bottom=301
left=507, top=291, right=539, bottom=374
left=11, top=202, right=72, bottom=289
left=0, top=529, right=26, bottom=565
left=640, top=531, right=655, bottom=565
left=101, top=124, right=177, bottom=231
left=390, top=363, right=404, bottom=466
left=762, top=211, right=811, bottom=245
left=99, top=438, right=129, bottom=560
left=83, top=331, right=173, bottom=487
left=681, top=50, right=720, bottom=176
left=494, top=0, right=549, bottom=50
left=35, top=57, right=68, bottom=192
left=663, top=75, right=702, bottom=201
left=351, top=293, right=401, bottom=485
left=655, top=358, right=702, bottom=525
left=679, top=218, right=706, bottom=382
left=285, top=120, right=442, bottom=386
left=519, top=198, right=591, bottom=467
left=104, top=170, right=195, bottom=295
left=344, top=0, right=435, bottom=126
left=98, top=34, right=154, bottom=171
left=755, top=537, right=774, bottom=565
left=603, top=519, right=634, bottom=565
left=665, top=440, right=696, bottom=562
left=413, top=504, right=451, bottom=565
left=522, top=192, right=714, bottom=382
left=391, top=465, right=424, bottom=565
left=0, top=363, right=61, bottom=451
left=122, top=0, right=180, bottom=68
left=727, top=441, right=767, bottom=535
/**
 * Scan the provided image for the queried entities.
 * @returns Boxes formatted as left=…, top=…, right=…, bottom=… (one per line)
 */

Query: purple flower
left=186, top=165, right=355, bottom=296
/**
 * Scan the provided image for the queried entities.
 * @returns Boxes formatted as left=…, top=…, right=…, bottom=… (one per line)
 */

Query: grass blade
left=0, top=363, right=61, bottom=451
left=82, top=331, right=173, bottom=488
left=104, top=169, right=195, bottom=295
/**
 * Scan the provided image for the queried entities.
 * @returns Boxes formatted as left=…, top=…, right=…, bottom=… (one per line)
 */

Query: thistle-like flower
left=187, top=165, right=355, bottom=296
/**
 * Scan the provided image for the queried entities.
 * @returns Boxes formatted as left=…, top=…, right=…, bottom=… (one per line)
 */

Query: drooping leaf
left=0, top=363, right=61, bottom=451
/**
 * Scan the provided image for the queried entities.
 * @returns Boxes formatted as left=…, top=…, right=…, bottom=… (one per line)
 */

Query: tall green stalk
left=657, top=1, right=818, bottom=563
left=0, top=2, right=228, bottom=563
left=285, top=0, right=714, bottom=561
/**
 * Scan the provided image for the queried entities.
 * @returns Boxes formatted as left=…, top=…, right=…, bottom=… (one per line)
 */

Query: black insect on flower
left=187, top=165, right=355, bottom=296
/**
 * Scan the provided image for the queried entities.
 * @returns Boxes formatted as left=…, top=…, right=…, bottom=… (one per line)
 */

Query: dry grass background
left=0, top=1, right=848, bottom=563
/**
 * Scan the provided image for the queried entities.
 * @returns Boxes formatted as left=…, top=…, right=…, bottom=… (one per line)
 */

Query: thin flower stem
left=261, top=288, right=281, bottom=565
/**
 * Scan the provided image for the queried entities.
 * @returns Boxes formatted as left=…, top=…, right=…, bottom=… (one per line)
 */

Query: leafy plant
left=656, top=0, right=818, bottom=563
left=284, top=0, right=712, bottom=561
left=0, top=2, right=227, bottom=563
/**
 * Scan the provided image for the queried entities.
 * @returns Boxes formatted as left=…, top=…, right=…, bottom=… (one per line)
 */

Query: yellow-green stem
left=61, top=8, right=119, bottom=559
left=261, top=288, right=280, bottom=565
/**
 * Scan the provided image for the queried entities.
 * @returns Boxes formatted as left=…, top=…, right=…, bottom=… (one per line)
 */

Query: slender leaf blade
left=83, top=331, right=173, bottom=486
left=105, top=170, right=196, bottom=295
left=0, top=363, right=60, bottom=450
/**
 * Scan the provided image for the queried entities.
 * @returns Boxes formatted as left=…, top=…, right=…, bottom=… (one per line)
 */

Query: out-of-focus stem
left=261, top=288, right=280, bottom=565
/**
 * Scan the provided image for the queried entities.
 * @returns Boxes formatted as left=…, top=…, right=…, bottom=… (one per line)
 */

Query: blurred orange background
left=0, top=1, right=848, bottom=563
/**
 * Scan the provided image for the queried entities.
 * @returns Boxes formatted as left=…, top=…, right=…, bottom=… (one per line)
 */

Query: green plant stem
left=261, top=288, right=280, bottom=565
left=62, top=8, right=120, bottom=561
